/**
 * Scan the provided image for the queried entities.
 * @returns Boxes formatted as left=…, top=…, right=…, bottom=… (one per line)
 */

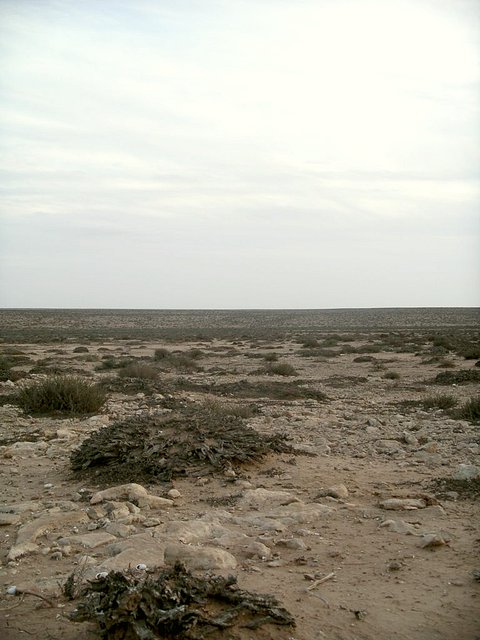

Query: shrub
left=266, top=363, right=299, bottom=377
left=422, top=393, right=458, bottom=411
left=263, top=352, right=279, bottom=362
left=16, top=376, right=106, bottom=415
left=73, top=346, right=89, bottom=353
left=118, top=363, right=158, bottom=380
left=301, top=337, right=319, bottom=348
left=383, top=371, right=400, bottom=380
left=353, top=355, right=375, bottom=363
left=202, top=397, right=257, bottom=419
left=457, top=397, right=480, bottom=422
left=433, top=370, right=480, bottom=385
left=154, top=348, right=170, bottom=360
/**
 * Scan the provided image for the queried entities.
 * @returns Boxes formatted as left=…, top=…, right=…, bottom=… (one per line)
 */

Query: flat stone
left=0, top=513, right=21, bottom=526
left=164, top=544, right=237, bottom=570
left=380, top=519, right=418, bottom=535
left=59, top=531, right=117, bottom=549
left=0, top=501, right=43, bottom=514
left=265, top=502, right=333, bottom=524
left=161, top=520, right=231, bottom=544
left=453, top=464, right=480, bottom=481
left=90, top=483, right=149, bottom=505
left=239, top=488, right=300, bottom=509
left=379, top=498, right=427, bottom=511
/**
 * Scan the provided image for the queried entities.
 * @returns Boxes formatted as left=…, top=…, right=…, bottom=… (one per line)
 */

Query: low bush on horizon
left=15, top=375, right=106, bottom=415
left=383, top=371, right=401, bottom=380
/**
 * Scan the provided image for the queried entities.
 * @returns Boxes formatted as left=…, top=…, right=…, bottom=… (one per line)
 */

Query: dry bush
left=16, top=376, right=106, bottom=415
left=457, top=396, right=480, bottom=422
left=383, top=371, right=401, bottom=380
left=118, top=363, right=158, bottom=380
left=265, top=363, right=298, bottom=376
left=422, top=393, right=458, bottom=411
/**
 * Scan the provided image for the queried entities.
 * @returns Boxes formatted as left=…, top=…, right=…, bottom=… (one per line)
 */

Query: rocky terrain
left=0, top=309, right=479, bottom=639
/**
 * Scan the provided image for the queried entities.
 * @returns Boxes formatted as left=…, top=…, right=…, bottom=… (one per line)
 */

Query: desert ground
left=0, top=309, right=479, bottom=640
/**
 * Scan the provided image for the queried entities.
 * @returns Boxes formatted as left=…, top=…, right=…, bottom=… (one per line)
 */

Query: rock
left=137, top=495, right=174, bottom=509
left=275, top=538, right=307, bottom=550
left=99, top=534, right=167, bottom=571
left=58, top=531, right=117, bottom=549
left=379, top=498, right=427, bottom=510
left=0, top=502, right=43, bottom=515
left=419, top=533, right=448, bottom=548
left=453, top=464, right=480, bottom=481
left=90, top=483, right=149, bottom=504
left=0, top=513, right=21, bottom=526
left=239, top=488, right=300, bottom=509
left=103, top=523, right=137, bottom=538
left=8, top=510, right=89, bottom=561
left=164, top=544, right=237, bottom=570
left=167, top=489, right=182, bottom=499
left=380, top=519, right=418, bottom=535
left=265, top=502, right=333, bottom=525
left=317, top=484, right=349, bottom=499
left=161, top=520, right=231, bottom=544
left=243, top=541, right=272, bottom=559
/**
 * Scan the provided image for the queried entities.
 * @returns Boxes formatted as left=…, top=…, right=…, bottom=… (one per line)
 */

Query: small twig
left=308, top=591, right=330, bottom=607
left=307, top=572, right=336, bottom=591
left=0, top=593, right=25, bottom=611
left=12, top=589, right=54, bottom=607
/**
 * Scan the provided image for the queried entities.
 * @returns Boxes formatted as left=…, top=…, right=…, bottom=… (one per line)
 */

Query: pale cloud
left=0, top=0, right=479, bottom=307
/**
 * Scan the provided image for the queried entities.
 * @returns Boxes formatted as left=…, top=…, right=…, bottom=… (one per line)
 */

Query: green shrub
left=263, top=352, right=279, bottom=363
left=202, top=398, right=257, bottom=419
left=154, top=348, right=170, bottom=360
left=73, top=346, right=89, bottom=353
left=301, top=337, right=319, bottom=348
left=458, top=396, right=480, bottom=422
left=16, top=376, right=106, bottom=415
left=118, top=363, right=158, bottom=380
left=383, top=371, right=400, bottom=380
left=266, top=363, right=298, bottom=377
left=422, top=393, right=458, bottom=410
left=433, top=370, right=480, bottom=385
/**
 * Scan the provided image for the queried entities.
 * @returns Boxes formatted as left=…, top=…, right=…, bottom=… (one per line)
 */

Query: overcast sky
left=0, top=0, right=479, bottom=309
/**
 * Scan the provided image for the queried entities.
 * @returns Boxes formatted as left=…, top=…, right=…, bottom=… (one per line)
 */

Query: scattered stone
left=0, top=513, right=21, bottom=526
left=380, top=520, right=418, bottom=535
left=316, top=484, right=349, bottom=499
left=419, top=533, right=448, bottom=549
left=453, top=464, right=480, bottom=481
left=59, top=531, right=117, bottom=549
left=167, top=489, right=182, bottom=499
left=164, top=543, right=237, bottom=570
left=379, top=498, right=427, bottom=510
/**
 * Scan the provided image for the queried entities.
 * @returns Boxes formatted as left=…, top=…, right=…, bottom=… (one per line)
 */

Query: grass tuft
left=15, top=375, right=106, bottom=415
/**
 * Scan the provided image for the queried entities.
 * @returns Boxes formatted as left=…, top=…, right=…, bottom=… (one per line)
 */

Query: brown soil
left=0, top=309, right=479, bottom=640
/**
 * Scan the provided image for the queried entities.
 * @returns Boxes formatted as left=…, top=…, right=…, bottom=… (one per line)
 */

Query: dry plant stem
left=14, top=589, right=54, bottom=607
left=307, top=572, right=336, bottom=591
left=0, top=593, right=25, bottom=611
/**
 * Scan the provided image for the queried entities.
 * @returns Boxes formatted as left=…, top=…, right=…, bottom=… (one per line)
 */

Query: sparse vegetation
left=422, top=393, right=458, bottom=411
left=432, top=370, right=480, bottom=385
left=118, top=363, right=158, bottom=380
left=15, top=375, right=106, bottom=415
left=265, top=362, right=299, bottom=376
left=383, top=371, right=400, bottom=380
left=457, top=396, right=480, bottom=422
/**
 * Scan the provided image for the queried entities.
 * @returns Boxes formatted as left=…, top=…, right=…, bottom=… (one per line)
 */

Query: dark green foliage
left=71, top=406, right=294, bottom=483
left=15, top=376, right=106, bottom=415
left=433, top=370, right=480, bottom=385
left=70, top=563, right=295, bottom=638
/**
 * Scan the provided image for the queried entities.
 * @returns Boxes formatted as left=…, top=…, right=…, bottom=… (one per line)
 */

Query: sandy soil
left=0, top=311, right=479, bottom=639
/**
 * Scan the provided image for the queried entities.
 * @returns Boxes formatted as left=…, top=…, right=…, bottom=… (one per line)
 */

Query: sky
left=0, top=0, right=479, bottom=309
